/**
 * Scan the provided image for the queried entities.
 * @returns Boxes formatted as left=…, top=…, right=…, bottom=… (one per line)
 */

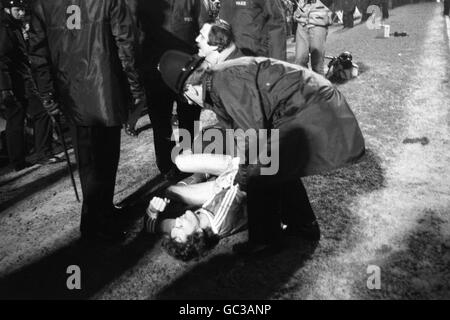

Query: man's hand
left=0, top=90, right=15, bottom=105
left=132, top=88, right=147, bottom=110
left=42, top=97, right=62, bottom=118
left=130, top=95, right=146, bottom=113
left=146, top=197, right=170, bottom=219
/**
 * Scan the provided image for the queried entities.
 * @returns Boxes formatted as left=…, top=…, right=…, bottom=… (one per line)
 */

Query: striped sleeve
left=144, top=206, right=160, bottom=234
left=202, top=184, right=247, bottom=237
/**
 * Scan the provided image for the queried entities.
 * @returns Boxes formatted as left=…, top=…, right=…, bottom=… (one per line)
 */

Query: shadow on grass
left=0, top=165, right=69, bottom=213
left=360, top=210, right=450, bottom=299
left=156, top=240, right=319, bottom=300
left=0, top=231, right=158, bottom=300
left=0, top=165, right=41, bottom=187
left=155, top=149, right=386, bottom=299
left=0, top=175, right=170, bottom=300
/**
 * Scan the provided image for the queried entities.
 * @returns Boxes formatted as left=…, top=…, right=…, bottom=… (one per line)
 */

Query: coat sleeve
left=110, top=0, right=145, bottom=101
left=28, top=0, right=56, bottom=97
left=265, top=0, right=287, bottom=61
left=0, top=24, right=13, bottom=91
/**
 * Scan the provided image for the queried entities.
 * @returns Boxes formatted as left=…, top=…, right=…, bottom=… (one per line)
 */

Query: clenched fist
left=146, top=197, right=170, bottom=219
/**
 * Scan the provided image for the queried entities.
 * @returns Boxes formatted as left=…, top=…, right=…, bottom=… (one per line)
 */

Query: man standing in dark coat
left=218, top=0, right=287, bottom=61
left=0, top=0, right=60, bottom=171
left=29, top=0, right=146, bottom=241
left=127, top=0, right=208, bottom=176
left=159, top=51, right=365, bottom=254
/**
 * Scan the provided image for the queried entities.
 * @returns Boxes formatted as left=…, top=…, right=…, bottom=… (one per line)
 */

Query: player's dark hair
left=162, top=227, right=220, bottom=261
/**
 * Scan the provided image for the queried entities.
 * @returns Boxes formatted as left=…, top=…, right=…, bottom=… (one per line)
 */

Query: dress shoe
left=233, top=240, right=281, bottom=256
left=37, top=155, right=64, bottom=165
left=283, top=220, right=321, bottom=242
left=80, top=228, right=127, bottom=244
left=14, top=161, right=34, bottom=172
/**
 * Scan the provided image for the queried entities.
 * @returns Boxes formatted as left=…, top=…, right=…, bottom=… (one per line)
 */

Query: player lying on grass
left=144, top=152, right=247, bottom=261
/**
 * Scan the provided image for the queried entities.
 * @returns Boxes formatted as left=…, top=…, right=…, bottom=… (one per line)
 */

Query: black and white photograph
left=0, top=0, right=449, bottom=303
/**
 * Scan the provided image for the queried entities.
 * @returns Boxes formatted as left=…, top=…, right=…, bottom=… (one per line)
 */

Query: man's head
left=159, top=50, right=205, bottom=94
left=159, top=50, right=207, bottom=107
left=170, top=210, right=202, bottom=243
left=2, top=0, right=27, bottom=20
left=196, top=19, right=234, bottom=57
left=162, top=226, right=220, bottom=261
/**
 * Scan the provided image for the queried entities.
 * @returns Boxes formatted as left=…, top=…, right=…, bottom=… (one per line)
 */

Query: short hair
left=162, top=227, right=220, bottom=261
left=206, top=19, right=234, bottom=53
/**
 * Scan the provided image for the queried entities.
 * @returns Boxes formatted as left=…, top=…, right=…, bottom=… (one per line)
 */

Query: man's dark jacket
left=0, top=12, right=34, bottom=98
left=219, top=0, right=287, bottom=60
left=29, top=0, right=143, bottom=126
left=203, top=57, right=365, bottom=179
left=126, top=0, right=207, bottom=78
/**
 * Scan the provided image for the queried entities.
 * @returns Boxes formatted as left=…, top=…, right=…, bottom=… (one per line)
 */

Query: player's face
left=170, top=210, right=201, bottom=243
left=9, top=7, right=26, bottom=20
left=196, top=24, right=217, bottom=58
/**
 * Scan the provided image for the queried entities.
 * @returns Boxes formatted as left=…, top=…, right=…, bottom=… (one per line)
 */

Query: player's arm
left=144, top=197, right=176, bottom=234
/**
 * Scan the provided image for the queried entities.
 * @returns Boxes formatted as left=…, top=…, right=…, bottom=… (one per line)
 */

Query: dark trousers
left=3, top=96, right=26, bottom=166
left=445, top=0, right=449, bottom=16
left=3, top=94, right=54, bottom=166
left=146, top=79, right=201, bottom=173
left=27, top=95, right=53, bottom=159
left=247, top=178, right=316, bottom=244
left=72, top=126, right=121, bottom=234
left=343, top=6, right=356, bottom=28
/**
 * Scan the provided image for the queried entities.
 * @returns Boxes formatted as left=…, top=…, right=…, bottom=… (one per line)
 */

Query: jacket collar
left=204, top=43, right=239, bottom=67
left=1, top=11, right=22, bottom=29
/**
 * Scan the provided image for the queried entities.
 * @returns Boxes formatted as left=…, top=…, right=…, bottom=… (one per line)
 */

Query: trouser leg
left=27, top=95, right=53, bottom=159
left=309, top=26, right=328, bottom=76
left=244, top=118, right=316, bottom=243
left=343, top=6, right=356, bottom=28
left=146, top=82, right=177, bottom=173
left=4, top=96, right=26, bottom=166
left=280, top=179, right=316, bottom=228
left=246, top=177, right=283, bottom=244
left=381, top=0, right=389, bottom=19
left=294, top=24, right=310, bottom=68
left=74, top=126, right=121, bottom=234
left=177, top=99, right=201, bottom=146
